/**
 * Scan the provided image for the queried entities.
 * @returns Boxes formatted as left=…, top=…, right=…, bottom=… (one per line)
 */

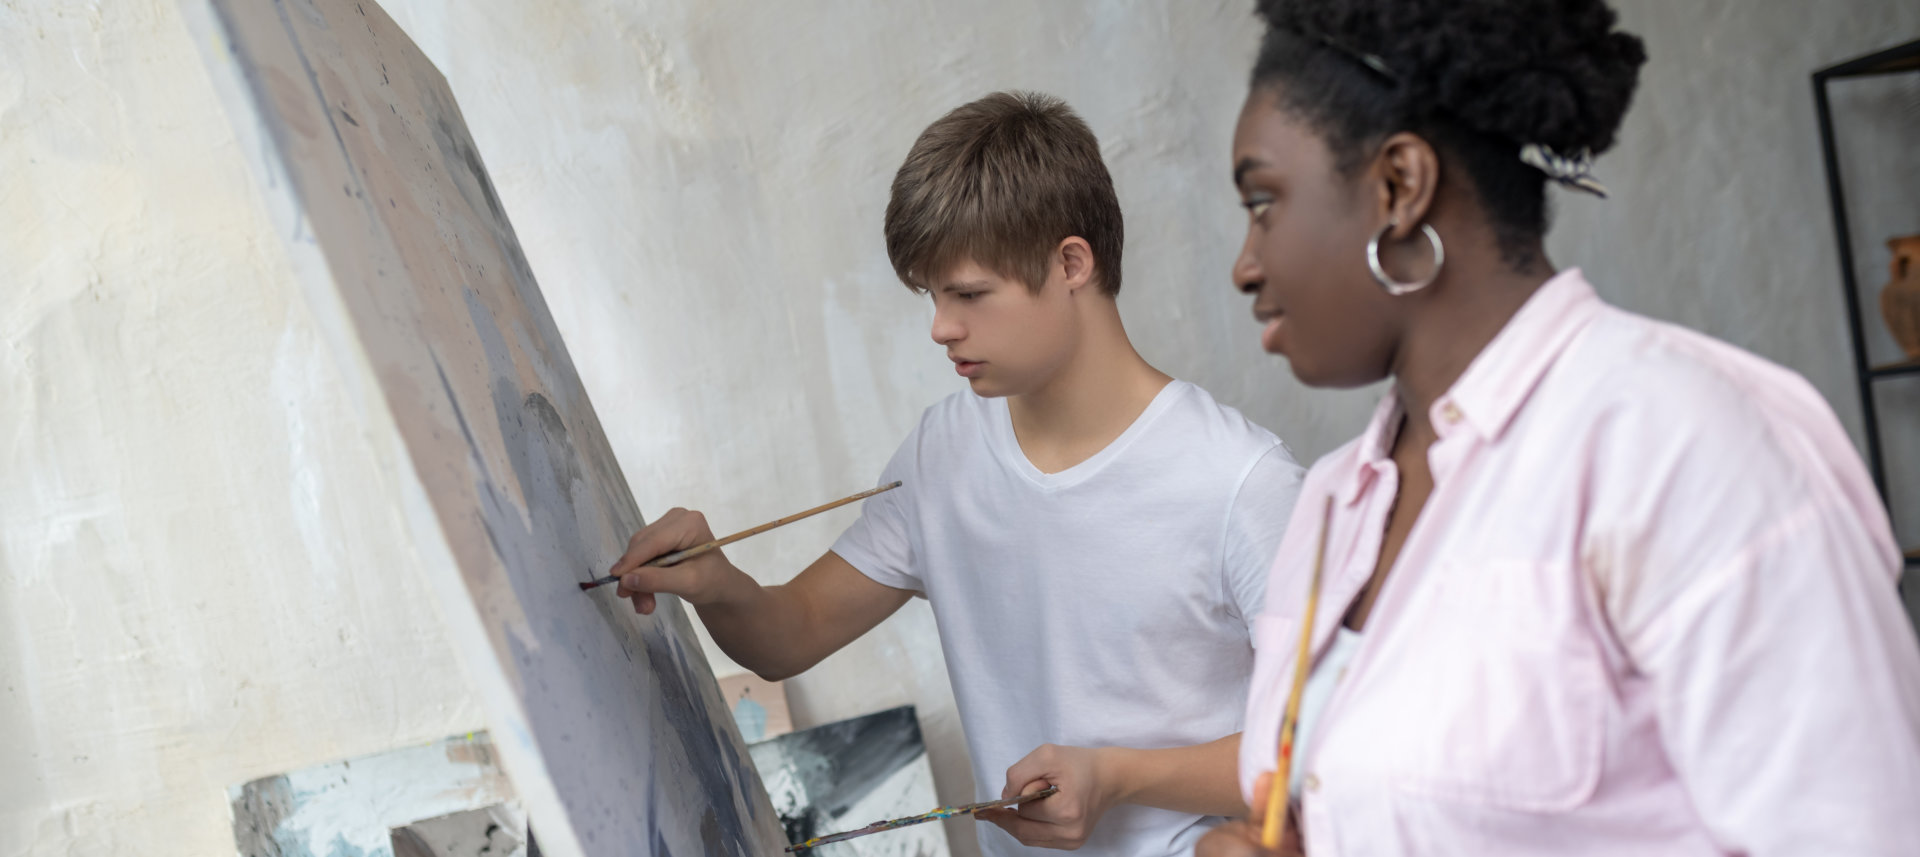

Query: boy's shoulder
left=1123, top=381, right=1292, bottom=487
left=913, top=382, right=1294, bottom=495
left=1154, top=379, right=1285, bottom=456
left=900, top=388, right=999, bottom=446
left=908, top=381, right=1283, bottom=455
left=1162, top=383, right=1302, bottom=509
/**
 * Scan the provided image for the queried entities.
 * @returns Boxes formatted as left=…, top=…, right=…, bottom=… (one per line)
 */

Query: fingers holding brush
left=976, top=784, right=1070, bottom=849
left=583, top=482, right=903, bottom=598
left=609, top=508, right=736, bottom=614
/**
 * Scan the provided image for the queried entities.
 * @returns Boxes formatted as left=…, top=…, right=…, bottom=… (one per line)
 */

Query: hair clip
left=1293, top=27, right=1397, bottom=81
left=1334, top=41, right=1395, bottom=79
left=1291, top=26, right=1610, bottom=200
left=1520, top=143, right=1609, bottom=198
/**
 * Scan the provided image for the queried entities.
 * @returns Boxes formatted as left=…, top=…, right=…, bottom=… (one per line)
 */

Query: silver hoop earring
left=1366, top=221, right=1445, bottom=296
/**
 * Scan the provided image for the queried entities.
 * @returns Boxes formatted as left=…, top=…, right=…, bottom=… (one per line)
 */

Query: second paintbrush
left=578, top=481, right=904, bottom=592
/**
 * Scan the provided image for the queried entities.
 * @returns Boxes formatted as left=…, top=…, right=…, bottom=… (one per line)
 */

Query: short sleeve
left=830, top=429, right=924, bottom=594
left=1222, top=442, right=1306, bottom=639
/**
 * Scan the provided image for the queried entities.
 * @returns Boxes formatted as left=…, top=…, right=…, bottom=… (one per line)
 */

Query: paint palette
left=787, top=786, right=1059, bottom=852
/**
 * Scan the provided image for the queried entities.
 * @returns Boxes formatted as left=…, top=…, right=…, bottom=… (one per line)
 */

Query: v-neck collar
left=988, top=380, right=1187, bottom=491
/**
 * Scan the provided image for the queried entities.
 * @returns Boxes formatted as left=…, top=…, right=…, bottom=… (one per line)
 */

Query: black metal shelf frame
left=1812, top=37, right=1920, bottom=567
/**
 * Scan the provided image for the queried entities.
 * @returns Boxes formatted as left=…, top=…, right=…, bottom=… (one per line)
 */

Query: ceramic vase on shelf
left=1883, top=234, right=1920, bottom=362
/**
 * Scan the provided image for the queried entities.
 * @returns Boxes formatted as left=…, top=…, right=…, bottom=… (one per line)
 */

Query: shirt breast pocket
left=1369, top=558, right=1608, bottom=812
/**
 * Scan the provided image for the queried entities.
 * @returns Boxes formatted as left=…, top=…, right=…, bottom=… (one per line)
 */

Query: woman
left=1200, top=1, right=1920, bottom=854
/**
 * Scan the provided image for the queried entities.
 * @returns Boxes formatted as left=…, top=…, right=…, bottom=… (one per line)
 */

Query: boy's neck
left=1006, top=297, right=1171, bottom=474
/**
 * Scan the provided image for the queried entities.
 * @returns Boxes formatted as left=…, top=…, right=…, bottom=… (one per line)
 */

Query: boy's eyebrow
left=940, top=280, right=993, bottom=292
left=1233, top=156, right=1266, bottom=188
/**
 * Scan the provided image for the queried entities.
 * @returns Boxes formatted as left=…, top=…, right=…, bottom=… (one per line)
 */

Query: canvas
left=181, top=2, right=788, bottom=855
left=229, top=733, right=517, bottom=857
left=392, top=804, right=531, bottom=857
left=749, top=707, right=951, bottom=857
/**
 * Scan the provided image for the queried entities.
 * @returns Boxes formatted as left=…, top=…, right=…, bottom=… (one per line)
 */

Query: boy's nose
left=930, top=307, right=963, bottom=345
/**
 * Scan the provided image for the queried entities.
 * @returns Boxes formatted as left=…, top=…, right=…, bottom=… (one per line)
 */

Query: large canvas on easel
left=180, top=2, right=787, bottom=855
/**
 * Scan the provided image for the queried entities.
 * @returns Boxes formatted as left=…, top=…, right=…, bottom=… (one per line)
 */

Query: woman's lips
left=1260, top=314, right=1285, bottom=354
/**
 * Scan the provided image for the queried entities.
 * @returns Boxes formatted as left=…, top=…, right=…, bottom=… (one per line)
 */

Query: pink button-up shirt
left=1239, top=269, right=1920, bottom=855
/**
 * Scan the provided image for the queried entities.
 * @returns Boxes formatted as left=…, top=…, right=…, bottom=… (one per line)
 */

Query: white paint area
left=254, top=738, right=516, bottom=857
left=4, top=2, right=1918, bottom=856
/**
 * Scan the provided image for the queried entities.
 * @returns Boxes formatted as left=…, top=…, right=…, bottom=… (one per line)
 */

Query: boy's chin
left=963, top=374, right=1017, bottom=399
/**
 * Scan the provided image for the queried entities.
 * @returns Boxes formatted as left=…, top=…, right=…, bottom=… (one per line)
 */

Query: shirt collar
left=1336, top=268, right=1603, bottom=505
left=1338, top=395, right=1401, bottom=505
left=1439, top=268, right=1601, bottom=442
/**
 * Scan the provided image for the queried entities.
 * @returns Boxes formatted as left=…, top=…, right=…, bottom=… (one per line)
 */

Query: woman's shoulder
left=1559, top=305, right=1838, bottom=450
left=1551, top=303, right=1876, bottom=544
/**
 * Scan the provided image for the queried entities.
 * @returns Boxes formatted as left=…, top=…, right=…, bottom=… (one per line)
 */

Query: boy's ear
left=1056, top=236, right=1096, bottom=293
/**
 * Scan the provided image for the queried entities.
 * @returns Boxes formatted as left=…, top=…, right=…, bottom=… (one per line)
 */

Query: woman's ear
left=1372, top=132, right=1441, bottom=239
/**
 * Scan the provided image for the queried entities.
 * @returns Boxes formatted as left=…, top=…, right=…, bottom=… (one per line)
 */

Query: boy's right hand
left=610, top=508, right=742, bottom=615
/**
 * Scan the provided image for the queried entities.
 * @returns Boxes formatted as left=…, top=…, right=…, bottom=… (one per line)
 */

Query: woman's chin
left=1287, top=362, right=1330, bottom=388
left=1284, top=353, right=1380, bottom=390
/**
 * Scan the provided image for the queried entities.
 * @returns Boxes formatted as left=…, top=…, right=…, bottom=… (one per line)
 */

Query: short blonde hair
left=884, top=91, right=1124, bottom=295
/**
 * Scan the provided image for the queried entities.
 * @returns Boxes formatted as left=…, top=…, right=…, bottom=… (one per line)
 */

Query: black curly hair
left=1251, top=0, right=1646, bottom=267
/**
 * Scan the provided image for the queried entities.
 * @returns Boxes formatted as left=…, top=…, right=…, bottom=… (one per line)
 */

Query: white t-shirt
left=832, top=380, right=1304, bottom=857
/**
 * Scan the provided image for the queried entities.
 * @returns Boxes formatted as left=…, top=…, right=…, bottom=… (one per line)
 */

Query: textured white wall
left=4, top=1, right=1917, bottom=856
left=0, top=4, right=486, bottom=854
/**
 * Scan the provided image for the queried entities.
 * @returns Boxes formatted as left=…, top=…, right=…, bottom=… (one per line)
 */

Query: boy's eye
left=957, top=291, right=982, bottom=300
left=1242, top=198, right=1274, bottom=221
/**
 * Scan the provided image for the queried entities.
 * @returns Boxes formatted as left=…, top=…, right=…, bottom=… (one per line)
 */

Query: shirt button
left=1305, top=773, right=1322, bottom=793
left=1440, top=401, right=1463, bottom=424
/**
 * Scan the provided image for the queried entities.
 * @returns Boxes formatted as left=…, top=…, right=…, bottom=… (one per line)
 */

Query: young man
left=610, top=91, right=1303, bottom=856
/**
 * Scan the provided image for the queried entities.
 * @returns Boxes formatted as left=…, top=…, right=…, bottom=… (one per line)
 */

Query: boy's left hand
left=977, top=744, right=1120, bottom=850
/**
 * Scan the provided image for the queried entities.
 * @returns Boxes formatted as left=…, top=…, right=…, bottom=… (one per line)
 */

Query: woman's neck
left=1391, top=250, right=1555, bottom=436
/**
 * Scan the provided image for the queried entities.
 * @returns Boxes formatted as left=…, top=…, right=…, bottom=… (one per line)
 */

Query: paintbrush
left=786, top=786, right=1059, bottom=851
left=1262, top=495, right=1332, bottom=850
left=578, top=481, right=903, bottom=591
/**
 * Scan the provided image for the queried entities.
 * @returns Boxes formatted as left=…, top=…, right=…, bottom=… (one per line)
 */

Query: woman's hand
left=1195, top=774, right=1304, bottom=857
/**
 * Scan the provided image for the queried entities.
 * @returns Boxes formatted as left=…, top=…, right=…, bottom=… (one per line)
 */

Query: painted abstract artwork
left=182, top=1, right=788, bottom=855
left=229, top=733, right=519, bottom=857
left=749, top=707, right=951, bottom=857
left=392, top=804, right=531, bottom=857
